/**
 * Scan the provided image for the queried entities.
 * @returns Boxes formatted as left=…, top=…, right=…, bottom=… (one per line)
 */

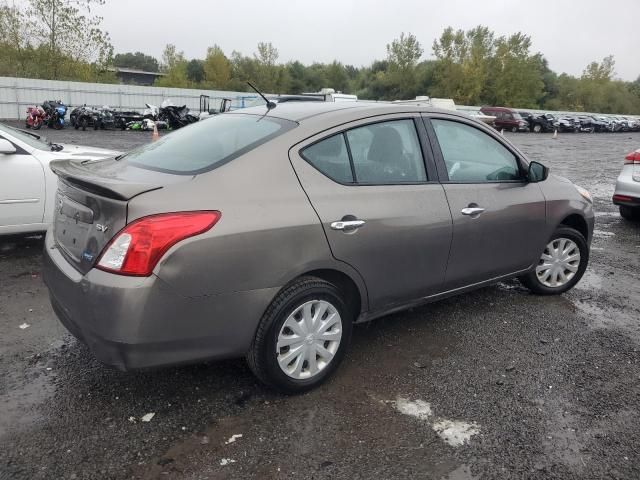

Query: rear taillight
left=624, top=151, right=640, bottom=164
left=96, top=211, right=221, bottom=276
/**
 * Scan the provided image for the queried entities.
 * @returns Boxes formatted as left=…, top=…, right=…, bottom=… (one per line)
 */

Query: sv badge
left=96, top=223, right=109, bottom=233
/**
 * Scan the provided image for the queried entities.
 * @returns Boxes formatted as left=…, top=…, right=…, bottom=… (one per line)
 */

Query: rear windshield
left=121, top=114, right=296, bottom=175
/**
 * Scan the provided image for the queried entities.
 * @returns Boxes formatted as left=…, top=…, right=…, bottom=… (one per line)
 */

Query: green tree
left=26, top=0, right=113, bottom=79
left=385, top=32, right=423, bottom=99
left=186, top=59, right=204, bottom=83
left=432, top=26, right=494, bottom=104
left=253, top=42, right=281, bottom=92
left=203, top=45, right=231, bottom=89
left=489, top=32, right=544, bottom=107
left=155, top=44, right=189, bottom=87
left=0, top=0, right=113, bottom=81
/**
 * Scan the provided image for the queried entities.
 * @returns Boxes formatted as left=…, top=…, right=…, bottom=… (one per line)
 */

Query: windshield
left=512, top=112, right=523, bottom=120
left=122, top=113, right=297, bottom=175
left=0, top=122, right=51, bottom=151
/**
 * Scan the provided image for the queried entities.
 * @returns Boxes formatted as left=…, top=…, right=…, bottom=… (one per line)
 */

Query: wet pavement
left=1, top=127, right=639, bottom=479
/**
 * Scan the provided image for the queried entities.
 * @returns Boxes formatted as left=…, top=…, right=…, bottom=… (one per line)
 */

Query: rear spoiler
left=50, top=159, right=162, bottom=201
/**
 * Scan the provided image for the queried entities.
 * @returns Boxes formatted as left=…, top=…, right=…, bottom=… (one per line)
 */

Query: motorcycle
left=42, top=100, right=67, bottom=129
left=94, top=106, right=117, bottom=130
left=70, top=105, right=96, bottom=131
left=25, top=106, right=47, bottom=130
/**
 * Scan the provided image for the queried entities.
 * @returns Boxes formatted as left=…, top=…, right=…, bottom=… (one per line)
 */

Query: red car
left=480, top=106, right=529, bottom=133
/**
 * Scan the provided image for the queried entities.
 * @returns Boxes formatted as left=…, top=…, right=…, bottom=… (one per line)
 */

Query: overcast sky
left=95, top=0, right=638, bottom=80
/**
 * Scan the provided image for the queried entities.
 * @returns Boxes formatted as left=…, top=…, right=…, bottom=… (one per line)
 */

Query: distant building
left=108, top=67, right=166, bottom=86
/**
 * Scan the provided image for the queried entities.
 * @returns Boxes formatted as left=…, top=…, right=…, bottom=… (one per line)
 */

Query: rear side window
left=122, top=114, right=296, bottom=175
left=300, top=119, right=427, bottom=185
left=346, top=120, right=426, bottom=183
left=302, top=134, right=353, bottom=183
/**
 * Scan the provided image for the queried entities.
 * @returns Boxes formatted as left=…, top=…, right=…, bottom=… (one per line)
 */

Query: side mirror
left=0, top=139, right=16, bottom=155
left=528, top=161, right=549, bottom=182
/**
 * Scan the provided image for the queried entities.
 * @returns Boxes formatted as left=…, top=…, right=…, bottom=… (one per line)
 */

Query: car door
left=424, top=115, right=547, bottom=290
left=0, top=135, right=46, bottom=227
left=289, top=114, right=453, bottom=312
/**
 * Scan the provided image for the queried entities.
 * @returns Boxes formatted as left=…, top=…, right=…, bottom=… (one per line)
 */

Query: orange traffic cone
left=152, top=123, right=159, bottom=142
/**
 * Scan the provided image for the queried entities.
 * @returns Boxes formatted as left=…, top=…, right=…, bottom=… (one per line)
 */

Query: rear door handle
left=461, top=207, right=485, bottom=216
left=330, top=220, right=366, bottom=231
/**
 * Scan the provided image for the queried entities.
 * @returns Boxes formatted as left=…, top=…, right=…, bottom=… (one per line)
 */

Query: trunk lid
left=50, top=158, right=192, bottom=274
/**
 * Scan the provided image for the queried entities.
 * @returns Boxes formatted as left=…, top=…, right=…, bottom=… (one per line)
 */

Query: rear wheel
left=619, top=205, right=640, bottom=221
left=247, top=276, right=353, bottom=393
left=519, top=227, right=588, bottom=295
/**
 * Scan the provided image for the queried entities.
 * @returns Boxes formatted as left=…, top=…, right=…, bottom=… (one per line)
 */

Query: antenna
left=247, top=81, right=276, bottom=110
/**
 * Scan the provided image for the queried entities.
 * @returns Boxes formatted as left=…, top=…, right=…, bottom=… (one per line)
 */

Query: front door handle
left=330, top=219, right=366, bottom=231
left=461, top=207, right=485, bottom=216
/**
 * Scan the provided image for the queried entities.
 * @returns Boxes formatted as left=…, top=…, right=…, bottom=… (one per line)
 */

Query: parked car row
left=479, top=106, right=640, bottom=133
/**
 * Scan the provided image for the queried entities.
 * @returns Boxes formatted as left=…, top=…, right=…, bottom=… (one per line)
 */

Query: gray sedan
left=43, top=102, right=594, bottom=392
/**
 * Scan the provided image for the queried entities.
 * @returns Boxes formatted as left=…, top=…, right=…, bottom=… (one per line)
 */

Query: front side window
left=121, top=114, right=296, bottom=175
left=431, top=119, right=522, bottom=183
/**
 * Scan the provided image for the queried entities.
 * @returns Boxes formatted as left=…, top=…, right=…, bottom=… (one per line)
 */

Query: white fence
left=0, top=76, right=259, bottom=119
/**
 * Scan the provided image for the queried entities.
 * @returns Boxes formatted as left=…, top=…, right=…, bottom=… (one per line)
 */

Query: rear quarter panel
left=126, top=132, right=369, bottom=309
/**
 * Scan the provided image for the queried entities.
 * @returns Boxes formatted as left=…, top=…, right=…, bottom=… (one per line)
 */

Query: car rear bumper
left=42, top=230, right=279, bottom=370
left=613, top=166, right=640, bottom=207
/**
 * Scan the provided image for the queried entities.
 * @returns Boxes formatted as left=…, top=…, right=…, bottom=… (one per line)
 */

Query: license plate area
left=54, top=194, right=94, bottom=262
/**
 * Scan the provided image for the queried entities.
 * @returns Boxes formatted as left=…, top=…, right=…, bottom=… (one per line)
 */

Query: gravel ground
left=1, top=125, right=639, bottom=480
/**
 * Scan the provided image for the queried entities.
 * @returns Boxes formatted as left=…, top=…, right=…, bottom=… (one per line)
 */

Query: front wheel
left=511, top=126, right=518, bottom=133
left=247, top=276, right=353, bottom=393
left=519, top=227, right=589, bottom=295
left=533, top=124, right=542, bottom=133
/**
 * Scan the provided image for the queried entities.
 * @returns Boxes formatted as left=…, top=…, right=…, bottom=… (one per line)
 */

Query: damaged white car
left=0, top=122, right=119, bottom=236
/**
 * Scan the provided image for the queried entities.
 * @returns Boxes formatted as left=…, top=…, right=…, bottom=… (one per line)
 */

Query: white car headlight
left=574, top=185, right=592, bottom=203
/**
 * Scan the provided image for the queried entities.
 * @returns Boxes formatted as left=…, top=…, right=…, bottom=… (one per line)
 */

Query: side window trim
left=421, top=115, right=527, bottom=184
left=342, top=131, right=358, bottom=183
left=299, top=116, right=438, bottom=186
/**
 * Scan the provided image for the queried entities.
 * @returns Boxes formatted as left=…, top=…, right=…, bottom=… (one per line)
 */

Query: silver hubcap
left=536, top=238, right=581, bottom=288
left=276, top=300, right=342, bottom=380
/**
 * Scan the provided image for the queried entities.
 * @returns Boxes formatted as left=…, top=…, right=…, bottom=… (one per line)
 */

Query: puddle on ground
left=572, top=300, right=640, bottom=340
left=575, top=269, right=603, bottom=291
left=0, top=369, right=55, bottom=439
left=393, top=397, right=480, bottom=447
left=593, top=229, right=616, bottom=238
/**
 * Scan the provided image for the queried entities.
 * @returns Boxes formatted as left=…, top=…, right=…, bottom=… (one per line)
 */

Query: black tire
left=511, top=126, right=518, bottom=133
left=81, top=118, right=88, bottom=131
left=619, top=205, right=640, bottom=221
left=32, top=121, right=42, bottom=130
left=247, top=276, right=353, bottom=393
left=519, top=226, right=589, bottom=295
left=533, top=124, right=542, bottom=133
